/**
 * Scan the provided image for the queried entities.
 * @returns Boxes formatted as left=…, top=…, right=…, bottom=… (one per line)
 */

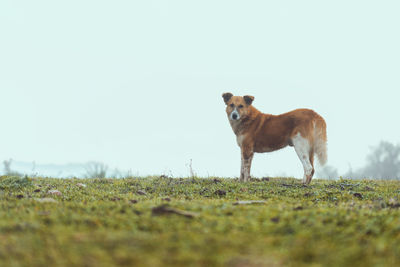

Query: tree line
left=318, top=141, right=400, bottom=180
left=2, top=141, right=400, bottom=179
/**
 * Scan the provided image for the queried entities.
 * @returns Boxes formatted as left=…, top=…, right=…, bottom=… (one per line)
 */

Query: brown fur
left=222, top=93, right=327, bottom=184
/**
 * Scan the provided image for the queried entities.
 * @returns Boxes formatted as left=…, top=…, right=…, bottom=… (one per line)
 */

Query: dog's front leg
left=240, top=154, right=245, bottom=181
left=240, top=147, right=254, bottom=182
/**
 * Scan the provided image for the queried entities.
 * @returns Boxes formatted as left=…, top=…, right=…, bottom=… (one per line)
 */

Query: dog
left=222, top=92, right=327, bottom=184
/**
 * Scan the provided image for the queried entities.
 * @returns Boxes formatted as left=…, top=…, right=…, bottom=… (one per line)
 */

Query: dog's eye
left=238, top=105, right=244, bottom=108
left=230, top=104, right=234, bottom=107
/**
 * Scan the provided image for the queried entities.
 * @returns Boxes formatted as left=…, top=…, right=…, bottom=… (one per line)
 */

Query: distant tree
left=362, top=141, right=400, bottom=179
left=343, top=141, right=400, bottom=180
left=3, top=159, right=11, bottom=174
left=316, top=165, right=338, bottom=180
left=342, top=165, right=355, bottom=179
left=109, top=168, right=134, bottom=178
left=185, top=159, right=196, bottom=178
left=84, top=161, right=108, bottom=178
left=2, top=159, right=22, bottom=176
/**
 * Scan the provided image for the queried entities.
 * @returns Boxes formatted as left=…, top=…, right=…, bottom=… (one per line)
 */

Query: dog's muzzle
left=230, top=108, right=240, bottom=121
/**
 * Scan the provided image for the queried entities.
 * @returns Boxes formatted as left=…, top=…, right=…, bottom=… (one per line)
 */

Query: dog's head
left=222, top=92, right=254, bottom=121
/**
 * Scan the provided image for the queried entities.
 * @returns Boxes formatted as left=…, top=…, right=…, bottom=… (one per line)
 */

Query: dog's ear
left=243, top=95, right=254, bottom=105
left=222, top=92, right=233, bottom=104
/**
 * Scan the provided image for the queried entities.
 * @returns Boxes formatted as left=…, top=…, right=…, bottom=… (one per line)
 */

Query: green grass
left=1, top=175, right=400, bottom=267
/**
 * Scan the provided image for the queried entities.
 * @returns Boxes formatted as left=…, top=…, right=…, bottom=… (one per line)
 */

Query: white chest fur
left=236, top=134, right=245, bottom=147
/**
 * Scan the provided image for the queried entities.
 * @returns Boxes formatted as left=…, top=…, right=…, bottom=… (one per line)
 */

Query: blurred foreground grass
left=1, top=176, right=400, bottom=267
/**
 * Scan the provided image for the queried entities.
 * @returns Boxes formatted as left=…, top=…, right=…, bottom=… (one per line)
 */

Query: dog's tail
left=313, top=116, right=327, bottom=166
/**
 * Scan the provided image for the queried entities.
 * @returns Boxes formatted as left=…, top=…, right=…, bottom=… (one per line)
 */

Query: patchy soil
left=1, top=175, right=400, bottom=267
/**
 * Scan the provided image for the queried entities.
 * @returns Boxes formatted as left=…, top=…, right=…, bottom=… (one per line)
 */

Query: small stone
left=76, top=183, right=87, bottom=188
left=151, top=204, right=198, bottom=218
left=271, top=217, right=280, bottom=223
left=388, top=198, right=400, bottom=208
left=214, top=189, right=226, bottom=196
left=233, top=200, right=266, bottom=205
left=137, top=190, right=147, bottom=195
left=16, top=194, right=24, bottom=199
left=353, top=192, right=363, bottom=199
left=48, top=190, right=62, bottom=196
left=129, top=199, right=138, bottom=204
left=162, top=197, right=171, bottom=202
left=35, top=198, right=58, bottom=203
left=34, top=189, right=41, bottom=193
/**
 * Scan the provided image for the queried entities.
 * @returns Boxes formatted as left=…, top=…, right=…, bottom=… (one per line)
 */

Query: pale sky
left=1, top=1, right=399, bottom=178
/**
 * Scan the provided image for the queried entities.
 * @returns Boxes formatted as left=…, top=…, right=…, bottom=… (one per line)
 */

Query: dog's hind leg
left=307, top=151, right=315, bottom=184
left=292, top=133, right=314, bottom=184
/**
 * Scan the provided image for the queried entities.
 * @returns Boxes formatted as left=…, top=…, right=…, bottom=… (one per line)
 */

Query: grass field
left=1, top=175, right=400, bottom=267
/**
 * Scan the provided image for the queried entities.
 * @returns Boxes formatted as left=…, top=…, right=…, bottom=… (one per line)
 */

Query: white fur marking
left=292, top=133, right=313, bottom=183
left=236, top=134, right=245, bottom=147
left=230, top=107, right=240, bottom=121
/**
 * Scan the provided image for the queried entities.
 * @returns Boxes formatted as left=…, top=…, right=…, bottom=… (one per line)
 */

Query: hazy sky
left=1, top=1, right=399, bottom=178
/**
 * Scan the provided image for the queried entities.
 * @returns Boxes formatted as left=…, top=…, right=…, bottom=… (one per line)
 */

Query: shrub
left=0, top=176, right=33, bottom=189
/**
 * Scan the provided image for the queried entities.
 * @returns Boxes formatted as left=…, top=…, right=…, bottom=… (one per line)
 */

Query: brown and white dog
left=222, top=92, right=327, bottom=184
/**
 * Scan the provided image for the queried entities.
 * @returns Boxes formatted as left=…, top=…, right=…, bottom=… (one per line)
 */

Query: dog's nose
left=232, top=113, right=238, bottom=120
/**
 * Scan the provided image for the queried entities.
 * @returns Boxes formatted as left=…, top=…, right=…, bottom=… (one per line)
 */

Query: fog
left=1, top=1, right=399, bottom=178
